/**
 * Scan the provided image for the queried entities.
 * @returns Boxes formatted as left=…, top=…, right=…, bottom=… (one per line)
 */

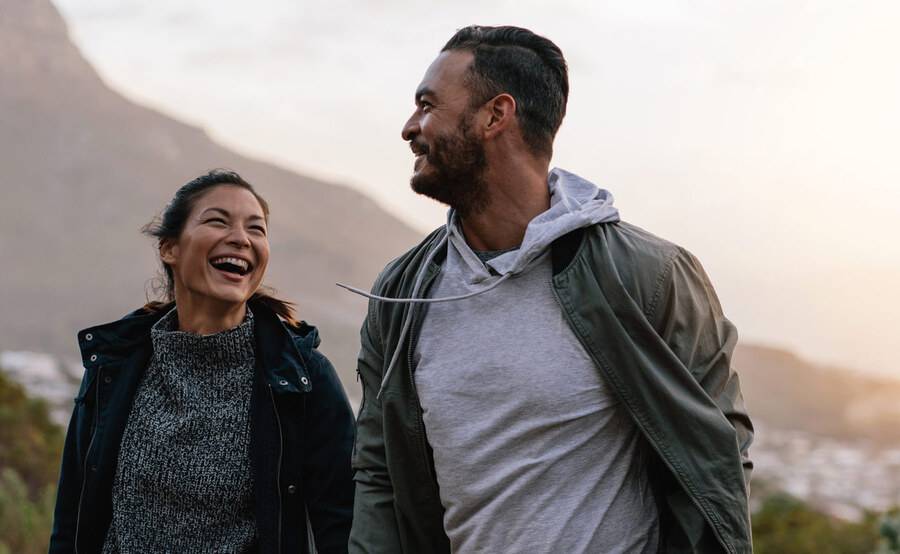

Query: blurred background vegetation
left=1, top=367, right=897, bottom=553
left=0, top=371, right=62, bottom=554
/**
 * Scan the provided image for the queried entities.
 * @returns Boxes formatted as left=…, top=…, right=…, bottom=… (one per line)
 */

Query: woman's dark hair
left=142, top=169, right=299, bottom=325
left=442, top=25, right=569, bottom=159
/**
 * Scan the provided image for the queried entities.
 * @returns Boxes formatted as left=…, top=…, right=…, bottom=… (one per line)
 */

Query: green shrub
left=875, top=511, right=900, bottom=553
left=0, top=469, right=55, bottom=554
left=0, top=370, right=65, bottom=551
left=0, top=371, right=64, bottom=492
left=753, top=493, right=881, bottom=554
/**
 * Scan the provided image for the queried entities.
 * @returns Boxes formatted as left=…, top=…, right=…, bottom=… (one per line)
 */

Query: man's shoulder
left=583, top=220, right=694, bottom=316
left=593, top=220, right=684, bottom=268
left=371, top=226, right=446, bottom=294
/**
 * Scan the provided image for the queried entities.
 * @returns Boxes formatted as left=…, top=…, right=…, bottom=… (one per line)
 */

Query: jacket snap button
left=300, top=376, right=309, bottom=386
left=85, top=333, right=93, bottom=341
left=90, top=465, right=98, bottom=472
left=287, top=484, right=297, bottom=494
left=279, top=379, right=288, bottom=386
left=103, top=375, right=112, bottom=384
left=90, top=354, right=98, bottom=362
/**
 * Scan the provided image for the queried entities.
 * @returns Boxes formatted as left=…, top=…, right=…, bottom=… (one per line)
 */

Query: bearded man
left=345, top=25, right=754, bottom=554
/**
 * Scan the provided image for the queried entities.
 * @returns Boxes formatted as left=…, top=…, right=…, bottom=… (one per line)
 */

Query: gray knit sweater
left=102, top=308, right=258, bottom=553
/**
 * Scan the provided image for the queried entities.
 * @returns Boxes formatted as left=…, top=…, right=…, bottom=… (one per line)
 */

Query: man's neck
left=459, top=164, right=550, bottom=251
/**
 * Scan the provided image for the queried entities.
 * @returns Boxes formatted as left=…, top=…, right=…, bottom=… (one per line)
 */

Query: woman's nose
left=227, top=227, right=251, bottom=247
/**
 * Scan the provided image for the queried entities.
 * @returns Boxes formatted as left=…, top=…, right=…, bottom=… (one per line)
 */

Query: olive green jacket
left=349, top=221, right=754, bottom=554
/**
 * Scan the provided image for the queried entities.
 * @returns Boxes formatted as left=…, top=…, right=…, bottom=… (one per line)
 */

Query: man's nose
left=401, top=112, right=419, bottom=142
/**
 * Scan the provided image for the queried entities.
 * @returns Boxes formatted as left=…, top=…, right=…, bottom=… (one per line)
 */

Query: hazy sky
left=54, top=0, right=900, bottom=378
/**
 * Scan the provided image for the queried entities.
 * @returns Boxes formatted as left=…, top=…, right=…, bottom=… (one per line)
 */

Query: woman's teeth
left=210, top=256, right=250, bottom=275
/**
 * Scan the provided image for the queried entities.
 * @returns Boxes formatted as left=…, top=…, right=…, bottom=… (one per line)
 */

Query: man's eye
left=206, top=217, right=226, bottom=225
left=250, top=225, right=267, bottom=234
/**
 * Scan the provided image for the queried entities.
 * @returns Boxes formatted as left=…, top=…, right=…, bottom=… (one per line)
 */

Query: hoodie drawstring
left=335, top=272, right=513, bottom=305
left=336, top=229, right=526, bottom=398
left=339, top=229, right=448, bottom=398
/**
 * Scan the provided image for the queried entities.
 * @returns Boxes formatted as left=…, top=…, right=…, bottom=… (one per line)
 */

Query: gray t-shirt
left=414, top=242, right=659, bottom=554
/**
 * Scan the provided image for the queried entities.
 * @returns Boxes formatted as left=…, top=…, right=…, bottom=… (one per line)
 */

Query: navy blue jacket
left=49, top=299, right=355, bottom=553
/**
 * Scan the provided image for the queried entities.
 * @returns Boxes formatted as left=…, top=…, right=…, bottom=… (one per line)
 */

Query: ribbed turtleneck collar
left=150, top=307, right=255, bottom=371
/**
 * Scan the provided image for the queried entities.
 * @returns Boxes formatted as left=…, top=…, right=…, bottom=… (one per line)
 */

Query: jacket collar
left=77, top=299, right=314, bottom=394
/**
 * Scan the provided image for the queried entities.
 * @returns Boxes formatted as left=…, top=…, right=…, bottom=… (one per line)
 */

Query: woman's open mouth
left=209, top=256, right=253, bottom=278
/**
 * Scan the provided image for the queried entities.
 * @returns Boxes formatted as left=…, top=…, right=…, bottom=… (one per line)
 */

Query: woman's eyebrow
left=200, top=207, right=264, bottom=221
left=200, top=207, right=230, bottom=217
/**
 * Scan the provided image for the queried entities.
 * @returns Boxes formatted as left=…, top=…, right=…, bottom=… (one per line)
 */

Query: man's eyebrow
left=415, top=86, right=435, bottom=104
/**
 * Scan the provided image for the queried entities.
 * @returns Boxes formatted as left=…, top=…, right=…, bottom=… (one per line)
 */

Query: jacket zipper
left=73, top=367, right=102, bottom=554
left=267, top=384, right=284, bottom=553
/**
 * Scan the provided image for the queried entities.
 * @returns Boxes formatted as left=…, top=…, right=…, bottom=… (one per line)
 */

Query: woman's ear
left=159, top=239, right=178, bottom=266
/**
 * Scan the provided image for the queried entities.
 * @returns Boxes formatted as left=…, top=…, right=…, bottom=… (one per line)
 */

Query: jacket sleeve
left=303, top=351, right=357, bottom=553
left=650, top=247, right=754, bottom=486
left=347, top=300, right=403, bottom=554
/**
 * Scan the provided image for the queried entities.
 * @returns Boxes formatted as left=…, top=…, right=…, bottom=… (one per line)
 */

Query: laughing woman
left=49, top=170, right=355, bottom=554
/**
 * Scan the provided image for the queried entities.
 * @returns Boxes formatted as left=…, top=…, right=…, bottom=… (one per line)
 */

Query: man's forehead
left=417, top=50, right=474, bottom=96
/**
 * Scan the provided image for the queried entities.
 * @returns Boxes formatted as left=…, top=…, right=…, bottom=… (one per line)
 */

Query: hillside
left=0, top=0, right=420, bottom=394
left=736, top=344, right=900, bottom=444
left=4, top=0, right=899, bottom=431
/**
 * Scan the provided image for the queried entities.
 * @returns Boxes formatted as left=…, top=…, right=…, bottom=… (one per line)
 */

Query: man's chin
left=410, top=173, right=439, bottom=199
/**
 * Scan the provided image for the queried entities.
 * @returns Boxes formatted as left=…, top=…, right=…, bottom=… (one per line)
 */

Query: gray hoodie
left=338, top=168, right=620, bottom=397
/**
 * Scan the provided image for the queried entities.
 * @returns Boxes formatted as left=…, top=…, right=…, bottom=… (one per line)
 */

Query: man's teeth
left=211, top=257, right=249, bottom=271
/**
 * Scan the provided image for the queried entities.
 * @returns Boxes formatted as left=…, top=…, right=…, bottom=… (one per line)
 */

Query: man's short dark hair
left=442, top=25, right=568, bottom=159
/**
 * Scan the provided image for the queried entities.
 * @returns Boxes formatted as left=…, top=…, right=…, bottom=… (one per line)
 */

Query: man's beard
left=410, top=116, right=489, bottom=218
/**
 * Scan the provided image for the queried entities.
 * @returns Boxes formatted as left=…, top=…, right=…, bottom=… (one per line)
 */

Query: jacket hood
left=448, top=167, right=619, bottom=282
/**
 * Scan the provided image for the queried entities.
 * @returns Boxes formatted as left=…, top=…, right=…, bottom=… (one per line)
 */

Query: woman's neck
left=173, top=293, right=248, bottom=335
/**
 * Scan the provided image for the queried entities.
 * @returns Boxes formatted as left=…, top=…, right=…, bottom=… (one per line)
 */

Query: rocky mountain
left=0, top=0, right=420, bottom=395
left=4, top=0, right=899, bottom=431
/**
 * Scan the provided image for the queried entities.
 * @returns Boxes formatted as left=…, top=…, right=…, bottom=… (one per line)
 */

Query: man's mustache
left=409, top=141, right=429, bottom=156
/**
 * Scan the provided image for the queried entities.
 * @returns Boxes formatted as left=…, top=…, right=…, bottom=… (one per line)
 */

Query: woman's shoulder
left=251, top=303, right=329, bottom=372
left=78, top=303, right=171, bottom=333
left=77, top=303, right=172, bottom=345
left=282, top=320, right=330, bottom=368
left=75, top=303, right=171, bottom=368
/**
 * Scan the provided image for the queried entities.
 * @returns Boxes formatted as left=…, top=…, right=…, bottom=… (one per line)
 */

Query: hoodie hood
left=448, top=167, right=619, bottom=281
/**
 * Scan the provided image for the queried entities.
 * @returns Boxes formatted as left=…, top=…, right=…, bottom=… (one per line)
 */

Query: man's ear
left=159, top=239, right=178, bottom=266
left=483, top=93, right=516, bottom=140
